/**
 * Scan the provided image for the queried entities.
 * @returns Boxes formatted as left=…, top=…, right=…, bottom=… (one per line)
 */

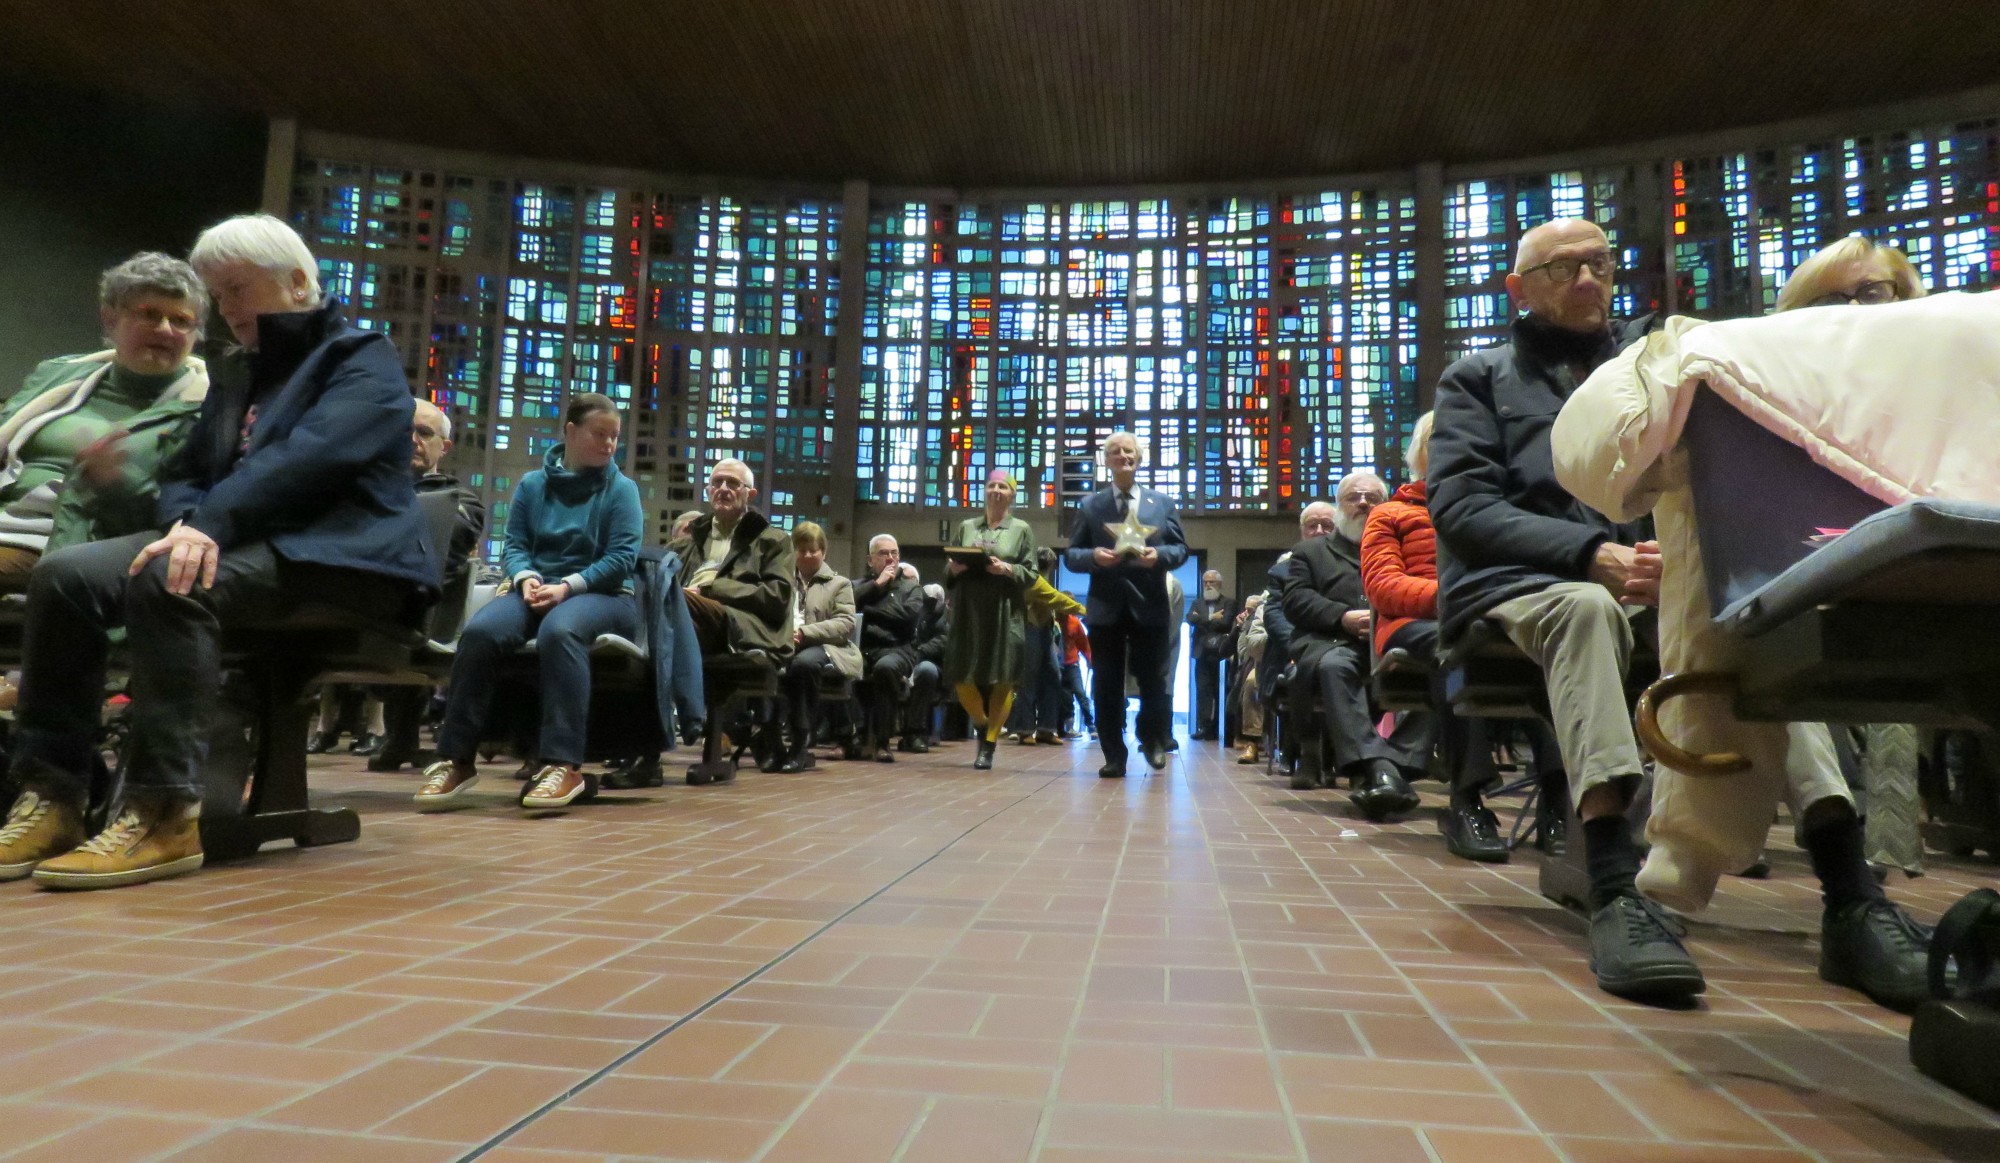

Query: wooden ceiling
left=6, top=0, right=1998, bottom=188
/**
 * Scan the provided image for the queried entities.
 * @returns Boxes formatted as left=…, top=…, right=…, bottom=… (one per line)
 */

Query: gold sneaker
left=413, top=759, right=479, bottom=811
left=0, top=789, right=88, bottom=881
left=33, top=795, right=202, bottom=890
left=521, top=765, right=589, bottom=811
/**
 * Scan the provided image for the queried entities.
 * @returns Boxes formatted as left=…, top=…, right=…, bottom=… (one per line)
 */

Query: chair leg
left=687, top=700, right=739, bottom=786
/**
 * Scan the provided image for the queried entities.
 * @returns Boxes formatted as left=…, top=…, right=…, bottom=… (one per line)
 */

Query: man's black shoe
left=777, top=753, right=817, bottom=775
left=1589, top=893, right=1706, bottom=1000
left=1441, top=799, right=1510, bottom=863
left=873, top=745, right=896, bottom=764
left=1349, top=761, right=1419, bottom=820
left=1141, top=741, right=1168, bottom=771
left=973, top=740, right=996, bottom=770
left=899, top=735, right=931, bottom=754
left=349, top=733, right=384, bottom=756
left=367, top=741, right=424, bottom=773
left=1820, top=899, right=1932, bottom=1013
left=840, top=739, right=866, bottom=761
left=306, top=730, right=339, bottom=755
left=1289, top=761, right=1321, bottom=791
left=1098, top=760, right=1126, bottom=779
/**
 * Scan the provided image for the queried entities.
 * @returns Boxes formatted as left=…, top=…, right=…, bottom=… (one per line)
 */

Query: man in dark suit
left=1063, top=431, right=1188, bottom=778
left=1280, top=475, right=1429, bottom=818
left=1186, top=569, right=1235, bottom=740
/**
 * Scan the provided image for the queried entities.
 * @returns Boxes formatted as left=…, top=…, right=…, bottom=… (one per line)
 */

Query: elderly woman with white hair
left=0, top=253, right=211, bottom=592
left=0, top=213, right=434, bottom=891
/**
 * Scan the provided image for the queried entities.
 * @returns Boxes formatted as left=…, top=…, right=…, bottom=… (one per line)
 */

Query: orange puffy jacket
left=1360, top=480, right=1437, bottom=656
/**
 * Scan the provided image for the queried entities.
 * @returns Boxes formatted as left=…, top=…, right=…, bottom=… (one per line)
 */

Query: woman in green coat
left=943, top=469, right=1036, bottom=769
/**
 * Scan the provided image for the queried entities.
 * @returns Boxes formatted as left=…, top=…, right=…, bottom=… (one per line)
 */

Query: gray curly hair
left=99, top=252, right=209, bottom=319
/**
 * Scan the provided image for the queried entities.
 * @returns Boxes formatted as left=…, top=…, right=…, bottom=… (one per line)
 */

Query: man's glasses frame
left=1518, top=252, right=1617, bottom=284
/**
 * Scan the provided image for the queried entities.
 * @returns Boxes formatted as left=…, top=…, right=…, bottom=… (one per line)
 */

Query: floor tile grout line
left=457, top=771, right=1065, bottom=1163
left=1023, top=758, right=1146, bottom=1163
left=1218, top=758, right=1832, bottom=1161
left=1181, top=755, right=1414, bottom=1163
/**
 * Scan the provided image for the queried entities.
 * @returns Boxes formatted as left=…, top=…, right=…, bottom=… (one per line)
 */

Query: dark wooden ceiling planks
left=3, top=0, right=1997, bottom=187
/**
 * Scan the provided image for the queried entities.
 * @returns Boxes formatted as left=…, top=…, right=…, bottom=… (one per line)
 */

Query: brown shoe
left=522, top=764, right=588, bottom=811
left=33, top=793, right=202, bottom=890
left=0, top=788, right=88, bottom=880
left=413, top=759, right=480, bottom=810
left=1034, top=729, right=1061, bottom=744
left=1236, top=742, right=1261, bottom=765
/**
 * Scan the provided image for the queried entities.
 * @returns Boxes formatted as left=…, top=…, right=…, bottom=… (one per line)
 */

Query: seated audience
left=1363, top=412, right=1560, bottom=861
left=773, top=520, right=861, bottom=773
left=1280, top=479, right=1430, bottom=817
left=1432, top=217, right=1927, bottom=1008
left=852, top=534, right=935, bottom=761
left=670, top=458, right=795, bottom=660
left=949, top=470, right=1038, bottom=770
left=371, top=398, right=487, bottom=772
left=416, top=392, right=639, bottom=812
left=1547, top=230, right=1936, bottom=1010
left=0, top=253, right=211, bottom=591
left=1187, top=569, right=1236, bottom=741
left=1233, top=592, right=1267, bottom=763
left=0, top=213, right=433, bottom=888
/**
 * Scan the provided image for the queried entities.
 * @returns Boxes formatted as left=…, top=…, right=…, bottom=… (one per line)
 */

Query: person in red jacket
left=1362, top=412, right=1558, bottom=863
left=1058, top=610, right=1095, bottom=737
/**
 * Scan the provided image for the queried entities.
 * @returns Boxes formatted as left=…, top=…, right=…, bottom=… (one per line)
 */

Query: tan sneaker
left=413, top=759, right=479, bottom=811
left=33, top=794, right=202, bottom=890
left=1236, top=742, right=1261, bottom=765
left=0, top=789, right=88, bottom=881
left=521, top=764, right=588, bottom=811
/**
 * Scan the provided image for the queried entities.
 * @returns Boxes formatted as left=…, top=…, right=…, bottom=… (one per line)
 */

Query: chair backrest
left=1681, top=385, right=1888, bottom=619
left=414, top=490, right=472, bottom=641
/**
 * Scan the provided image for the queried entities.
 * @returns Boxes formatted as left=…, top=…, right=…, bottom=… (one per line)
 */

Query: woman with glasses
left=0, top=254, right=211, bottom=593
left=1774, top=235, right=1925, bottom=311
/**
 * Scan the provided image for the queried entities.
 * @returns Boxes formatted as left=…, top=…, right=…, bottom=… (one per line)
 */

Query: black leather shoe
left=778, top=753, right=817, bottom=775
left=1349, top=761, right=1419, bottom=820
left=900, top=735, right=931, bottom=754
left=306, top=730, right=339, bottom=755
left=349, top=733, right=384, bottom=756
left=1141, top=741, right=1168, bottom=771
left=1589, top=892, right=1706, bottom=1000
left=974, top=740, right=996, bottom=770
left=873, top=745, right=896, bottom=764
left=840, top=739, right=866, bottom=761
left=1441, top=798, right=1510, bottom=863
left=367, top=740, right=424, bottom=773
left=1098, top=759, right=1126, bottom=779
left=1289, top=760, right=1322, bottom=791
left=1820, top=899, right=1932, bottom=1013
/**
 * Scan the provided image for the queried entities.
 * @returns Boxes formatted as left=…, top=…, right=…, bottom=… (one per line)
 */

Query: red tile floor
left=0, top=737, right=1995, bottom=1162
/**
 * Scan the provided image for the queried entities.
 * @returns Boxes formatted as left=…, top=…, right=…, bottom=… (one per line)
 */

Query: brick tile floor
left=0, top=737, right=1993, bottom=1161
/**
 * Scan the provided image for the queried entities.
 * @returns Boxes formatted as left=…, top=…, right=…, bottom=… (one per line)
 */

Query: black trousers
left=15, top=531, right=409, bottom=802
left=1088, top=618, right=1169, bottom=762
left=1191, top=654, right=1225, bottom=737
left=781, top=645, right=833, bottom=747
left=862, top=646, right=939, bottom=746
left=1291, top=638, right=1433, bottom=776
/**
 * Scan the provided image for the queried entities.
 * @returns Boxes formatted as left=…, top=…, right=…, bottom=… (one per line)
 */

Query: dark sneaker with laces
left=1820, top=899, right=1932, bottom=1013
left=1589, top=892, right=1706, bottom=1000
left=1441, top=800, right=1510, bottom=863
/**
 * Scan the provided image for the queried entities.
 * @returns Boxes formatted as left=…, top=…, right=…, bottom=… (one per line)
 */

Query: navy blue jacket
left=1063, top=484, right=1189, bottom=628
left=1430, top=313, right=1655, bottom=644
left=157, top=299, right=435, bottom=595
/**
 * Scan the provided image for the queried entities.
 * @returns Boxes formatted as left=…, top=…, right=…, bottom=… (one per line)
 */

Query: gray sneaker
left=1820, top=899, right=1932, bottom=1014
left=1589, top=893, right=1706, bottom=1000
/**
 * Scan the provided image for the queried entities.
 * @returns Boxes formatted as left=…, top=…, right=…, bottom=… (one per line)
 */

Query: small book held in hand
left=944, top=546, right=996, bottom=566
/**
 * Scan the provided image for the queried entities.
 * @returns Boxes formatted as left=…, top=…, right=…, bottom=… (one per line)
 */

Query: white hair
left=1099, top=430, right=1151, bottom=470
left=414, top=398, right=451, bottom=443
left=868, top=533, right=899, bottom=554
left=1336, top=470, right=1385, bottom=498
left=711, top=456, right=756, bottom=490
left=189, top=213, right=321, bottom=299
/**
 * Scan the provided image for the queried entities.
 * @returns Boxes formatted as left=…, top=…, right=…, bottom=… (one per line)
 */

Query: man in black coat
left=1064, top=431, right=1188, bottom=778
left=1280, top=479, right=1429, bottom=818
left=850, top=534, right=936, bottom=761
left=1430, top=217, right=1693, bottom=1001
left=1185, top=569, right=1235, bottom=741
left=371, top=398, right=488, bottom=772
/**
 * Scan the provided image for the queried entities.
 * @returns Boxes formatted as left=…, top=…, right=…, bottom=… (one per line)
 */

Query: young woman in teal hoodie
left=416, top=393, right=642, bottom=812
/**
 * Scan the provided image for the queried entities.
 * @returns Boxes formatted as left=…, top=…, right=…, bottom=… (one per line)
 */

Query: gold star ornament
left=1104, top=504, right=1158, bottom=559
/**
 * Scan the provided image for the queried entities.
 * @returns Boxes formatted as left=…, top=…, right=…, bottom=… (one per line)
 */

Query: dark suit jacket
left=1188, top=595, right=1237, bottom=661
left=1063, top=484, right=1189, bottom=628
left=1279, top=532, right=1370, bottom=672
left=157, top=298, right=435, bottom=595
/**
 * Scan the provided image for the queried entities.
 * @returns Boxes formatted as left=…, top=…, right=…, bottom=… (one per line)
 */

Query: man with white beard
left=1277, top=473, right=1430, bottom=817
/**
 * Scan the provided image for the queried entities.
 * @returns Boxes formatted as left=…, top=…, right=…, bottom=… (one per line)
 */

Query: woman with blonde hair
left=1773, top=234, right=1925, bottom=313
left=943, top=469, right=1037, bottom=770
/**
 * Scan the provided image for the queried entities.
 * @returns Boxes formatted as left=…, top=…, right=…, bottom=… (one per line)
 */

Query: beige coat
left=1552, top=292, right=2000, bottom=911
left=798, top=564, right=863, bottom=680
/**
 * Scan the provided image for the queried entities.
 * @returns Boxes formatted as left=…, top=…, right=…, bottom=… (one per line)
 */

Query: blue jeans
left=434, top=590, right=639, bottom=766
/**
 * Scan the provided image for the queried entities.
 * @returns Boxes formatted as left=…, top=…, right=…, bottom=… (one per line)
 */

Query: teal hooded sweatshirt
left=502, top=443, right=642, bottom=595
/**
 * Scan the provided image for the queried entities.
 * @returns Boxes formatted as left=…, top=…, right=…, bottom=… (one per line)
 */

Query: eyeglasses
left=1519, top=252, right=1616, bottom=284
left=1807, top=279, right=1899, bottom=308
left=707, top=477, right=751, bottom=494
left=120, top=304, right=201, bottom=334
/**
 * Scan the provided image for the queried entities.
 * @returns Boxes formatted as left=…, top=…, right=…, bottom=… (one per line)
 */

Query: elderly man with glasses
left=668, top=457, right=795, bottom=661
left=1429, top=217, right=1701, bottom=1001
